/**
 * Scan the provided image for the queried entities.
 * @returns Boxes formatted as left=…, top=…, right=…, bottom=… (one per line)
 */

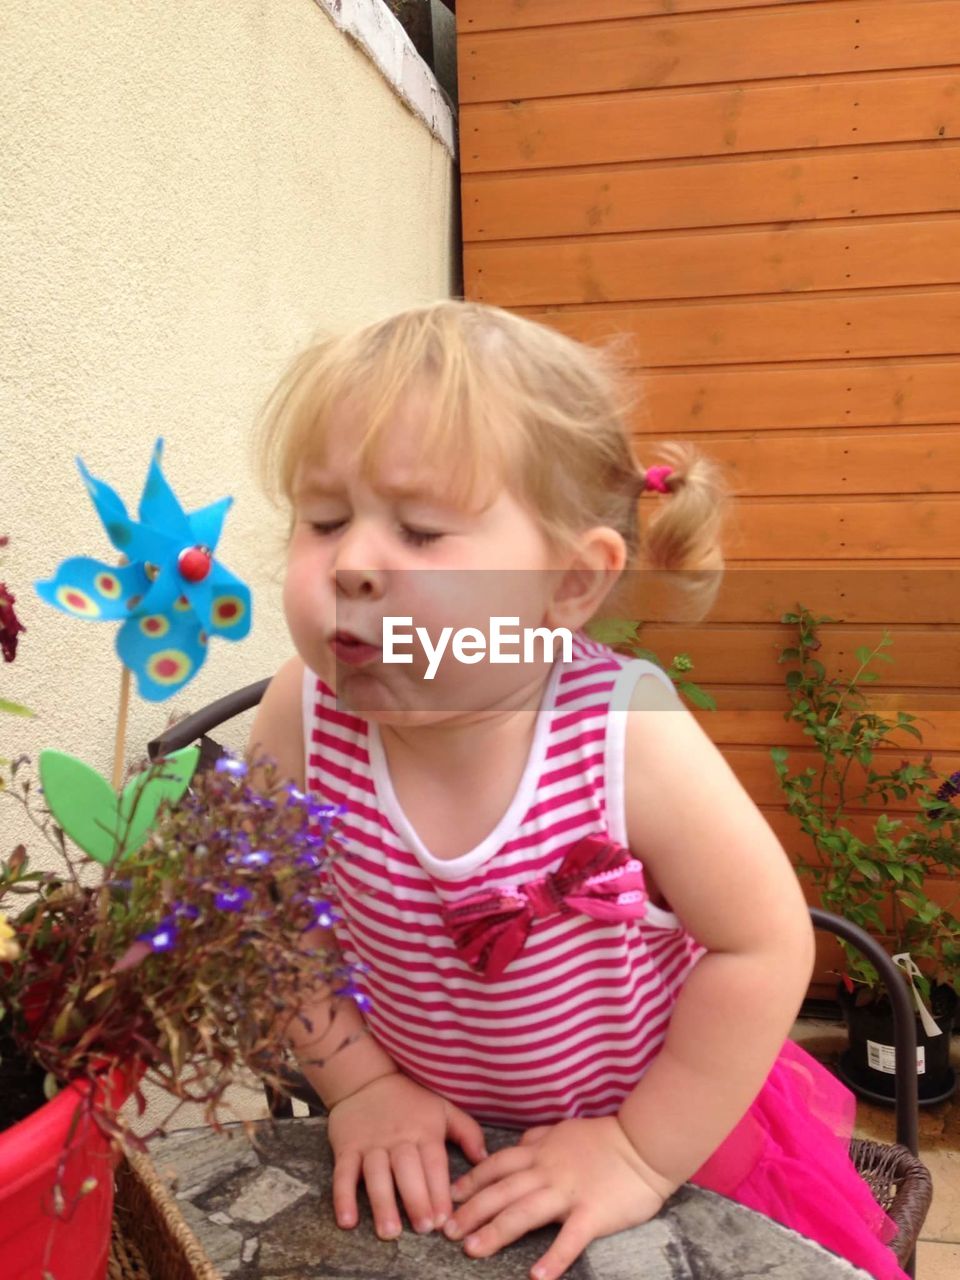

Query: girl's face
left=283, top=394, right=588, bottom=723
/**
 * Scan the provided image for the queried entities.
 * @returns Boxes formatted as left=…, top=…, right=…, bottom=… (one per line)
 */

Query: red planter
left=0, top=1072, right=130, bottom=1280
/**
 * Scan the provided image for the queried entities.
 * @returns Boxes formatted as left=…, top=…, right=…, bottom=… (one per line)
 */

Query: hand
left=326, top=1072, right=488, bottom=1242
left=443, top=1115, right=677, bottom=1280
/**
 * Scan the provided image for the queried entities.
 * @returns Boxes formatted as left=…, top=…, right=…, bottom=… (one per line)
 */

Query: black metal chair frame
left=149, top=683, right=930, bottom=1275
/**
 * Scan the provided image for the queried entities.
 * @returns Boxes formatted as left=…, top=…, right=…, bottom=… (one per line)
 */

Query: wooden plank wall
left=457, top=0, right=960, bottom=996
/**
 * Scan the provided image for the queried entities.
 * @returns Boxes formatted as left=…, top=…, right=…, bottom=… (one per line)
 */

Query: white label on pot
left=866, top=1040, right=926, bottom=1075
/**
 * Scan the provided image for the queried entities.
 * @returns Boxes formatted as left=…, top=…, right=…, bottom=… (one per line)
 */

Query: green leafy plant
left=771, top=605, right=960, bottom=1003
left=587, top=617, right=717, bottom=711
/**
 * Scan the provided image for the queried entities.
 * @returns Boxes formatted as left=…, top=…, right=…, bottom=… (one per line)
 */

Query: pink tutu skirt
left=691, top=1039, right=909, bottom=1280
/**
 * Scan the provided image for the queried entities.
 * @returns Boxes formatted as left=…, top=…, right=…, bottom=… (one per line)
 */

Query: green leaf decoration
left=0, top=698, right=35, bottom=717
left=118, top=747, right=200, bottom=858
left=39, top=751, right=122, bottom=864
left=38, top=746, right=200, bottom=863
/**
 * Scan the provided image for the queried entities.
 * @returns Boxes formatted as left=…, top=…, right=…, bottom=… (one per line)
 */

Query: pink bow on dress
left=440, top=834, right=648, bottom=979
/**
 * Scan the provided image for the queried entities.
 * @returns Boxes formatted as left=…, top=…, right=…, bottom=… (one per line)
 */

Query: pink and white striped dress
left=303, top=631, right=704, bottom=1128
left=303, top=633, right=911, bottom=1278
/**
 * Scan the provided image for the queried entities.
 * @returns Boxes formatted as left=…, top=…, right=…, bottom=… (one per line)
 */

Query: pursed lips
left=330, top=629, right=383, bottom=666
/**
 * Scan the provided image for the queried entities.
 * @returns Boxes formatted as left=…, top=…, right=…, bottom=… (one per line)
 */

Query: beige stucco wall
left=1, top=0, right=454, bottom=1134
left=1, top=0, right=455, bottom=795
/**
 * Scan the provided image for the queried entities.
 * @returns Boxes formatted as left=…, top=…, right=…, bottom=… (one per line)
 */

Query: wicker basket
left=850, top=1138, right=933, bottom=1267
left=108, top=1150, right=219, bottom=1280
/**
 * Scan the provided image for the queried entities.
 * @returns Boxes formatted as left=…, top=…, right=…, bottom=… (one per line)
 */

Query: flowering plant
left=0, top=749, right=353, bottom=1148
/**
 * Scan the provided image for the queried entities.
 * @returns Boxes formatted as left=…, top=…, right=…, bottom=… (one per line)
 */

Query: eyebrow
left=376, top=479, right=448, bottom=502
left=293, top=475, right=451, bottom=504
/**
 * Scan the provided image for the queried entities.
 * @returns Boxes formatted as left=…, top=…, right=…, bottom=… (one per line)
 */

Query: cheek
left=282, top=548, right=329, bottom=625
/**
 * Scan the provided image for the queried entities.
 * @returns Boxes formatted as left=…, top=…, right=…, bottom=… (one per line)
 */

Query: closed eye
left=307, top=519, right=443, bottom=547
left=401, top=526, right=443, bottom=548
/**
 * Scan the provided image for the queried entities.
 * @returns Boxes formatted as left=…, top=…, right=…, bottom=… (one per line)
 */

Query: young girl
left=248, top=301, right=906, bottom=1280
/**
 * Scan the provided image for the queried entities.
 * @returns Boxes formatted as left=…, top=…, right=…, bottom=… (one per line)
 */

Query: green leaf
left=38, top=746, right=199, bottom=863
left=675, top=682, right=717, bottom=711
left=117, top=747, right=200, bottom=858
left=0, top=698, right=35, bottom=717
left=586, top=617, right=641, bottom=647
left=38, top=750, right=123, bottom=864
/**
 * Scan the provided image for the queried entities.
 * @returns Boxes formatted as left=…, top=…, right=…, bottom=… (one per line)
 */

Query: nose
left=332, top=522, right=386, bottom=601
left=336, top=567, right=383, bottom=599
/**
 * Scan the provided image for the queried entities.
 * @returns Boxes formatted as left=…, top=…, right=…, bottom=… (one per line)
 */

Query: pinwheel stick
left=112, top=665, right=132, bottom=791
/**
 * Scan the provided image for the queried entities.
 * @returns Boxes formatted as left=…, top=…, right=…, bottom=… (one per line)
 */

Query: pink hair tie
left=643, top=465, right=674, bottom=494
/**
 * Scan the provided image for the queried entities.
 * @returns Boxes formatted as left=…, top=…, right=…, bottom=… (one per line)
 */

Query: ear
left=545, top=527, right=626, bottom=630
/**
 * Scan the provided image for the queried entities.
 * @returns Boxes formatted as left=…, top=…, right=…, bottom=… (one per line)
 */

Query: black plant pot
left=836, top=981, right=957, bottom=1106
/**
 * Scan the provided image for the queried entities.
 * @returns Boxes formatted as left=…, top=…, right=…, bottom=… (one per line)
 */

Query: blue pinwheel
left=36, top=439, right=251, bottom=700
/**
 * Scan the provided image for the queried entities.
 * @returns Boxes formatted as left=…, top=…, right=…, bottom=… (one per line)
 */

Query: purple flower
left=215, top=756, right=248, bottom=778
left=214, top=885, right=253, bottom=912
left=137, top=919, right=178, bottom=952
left=295, top=848, right=324, bottom=871
left=239, top=849, right=272, bottom=868
left=335, top=983, right=370, bottom=1012
left=309, top=803, right=347, bottom=836
left=285, top=784, right=307, bottom=805
left=307, top=898, right=338, bottom=928
left=935, top=771, right=960, bottom=803
left=172, top=902, right=200, bottom=920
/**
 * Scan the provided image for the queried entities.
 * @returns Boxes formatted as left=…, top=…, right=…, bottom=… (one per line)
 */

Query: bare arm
left=614, top=674, right=816, bottom=1193
left=246, top=655, right=398, bottom=1106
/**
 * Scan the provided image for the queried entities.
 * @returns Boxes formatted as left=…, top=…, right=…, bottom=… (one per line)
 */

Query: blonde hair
left=255, top=300, right=729, bottom=619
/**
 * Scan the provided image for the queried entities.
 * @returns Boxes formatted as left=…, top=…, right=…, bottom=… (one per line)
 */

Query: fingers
left=530, top=1210, right=596, bottom=1280
left=452, top=1143, right=530, bottom=1203
left=362, top=1148, right=403, bottom=1239
left=444, top=1170, right=542, bottom=1244
left=457, top=1188, right=563, bottom=1260
left=390, top=1142, right=438, bottom=1235
left=419, top=1141, right=454, bottom=1228
left=331, top=1147, right=362, bottom=1229
left=336, top=1142, right=451, bottom=1238
left=445, top=1102, right=489, bottom=1164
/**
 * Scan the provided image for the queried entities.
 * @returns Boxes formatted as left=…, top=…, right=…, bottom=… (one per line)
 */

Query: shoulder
left=623, top=671, right=737, bottom=840
left=626, top=668, right=684, bottom=711
left=246, top=653, right=307, bottom=789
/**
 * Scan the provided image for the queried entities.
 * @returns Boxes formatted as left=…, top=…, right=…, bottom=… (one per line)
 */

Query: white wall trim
left=313, top=0, right=457, bottom=156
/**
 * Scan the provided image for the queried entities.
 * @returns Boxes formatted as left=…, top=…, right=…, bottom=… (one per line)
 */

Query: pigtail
left=637, top=441, right=730, bottom=620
